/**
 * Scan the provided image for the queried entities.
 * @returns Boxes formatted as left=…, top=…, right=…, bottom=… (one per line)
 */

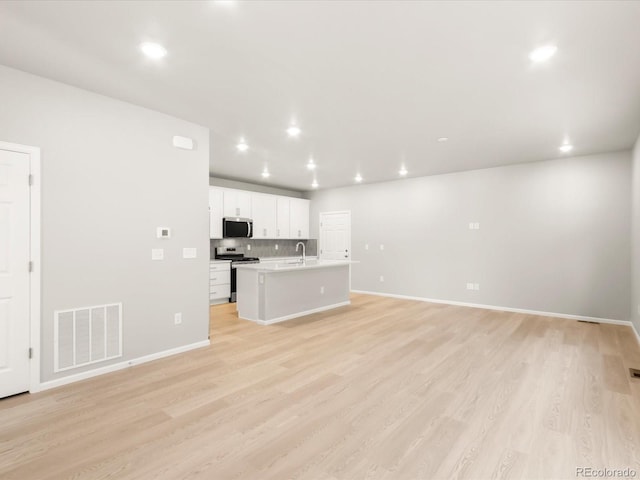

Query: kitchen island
left=234, top=260, right=354, bottom=324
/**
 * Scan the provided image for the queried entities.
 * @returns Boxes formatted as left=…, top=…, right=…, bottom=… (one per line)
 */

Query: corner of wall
left=632, top=133, right=640, bottom=334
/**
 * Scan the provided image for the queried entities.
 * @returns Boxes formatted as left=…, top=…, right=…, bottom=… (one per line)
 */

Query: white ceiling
left=1, top=1, right=640, bottom=191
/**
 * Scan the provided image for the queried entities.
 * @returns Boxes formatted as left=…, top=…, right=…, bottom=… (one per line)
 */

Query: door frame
left=0, top=141, right=41, bottom=394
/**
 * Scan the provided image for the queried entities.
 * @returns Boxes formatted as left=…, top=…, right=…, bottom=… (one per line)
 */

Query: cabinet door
left=251, top=193, right=277, bottom=239
left=290, top=198, right=310, bottom=239
left=237, top=191, right=252, bottom=218
left=276, top=197, right=290, bottom=239
left=222, top=189, right=252, bottom=218
left=222, top=189, right=237, bottom=217
left=209, top=187, right=224, bottom=239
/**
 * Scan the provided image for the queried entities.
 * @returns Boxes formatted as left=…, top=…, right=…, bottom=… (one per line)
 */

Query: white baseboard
left=240, top=301, right=351, bottom=326
left=632, top=322, right=640, bottom=347
left=351, top=290, right=633, bottom=327
left=37, top=339, right=210, bottom=392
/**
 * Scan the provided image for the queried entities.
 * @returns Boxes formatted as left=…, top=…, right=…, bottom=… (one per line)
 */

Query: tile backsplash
left=210, top=238, right=317, bottom=259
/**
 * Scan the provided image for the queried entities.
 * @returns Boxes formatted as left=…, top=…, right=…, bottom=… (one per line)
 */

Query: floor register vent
left=54, top=303, right=123, bottom=372
left=631, top=368, right=640, bottom=379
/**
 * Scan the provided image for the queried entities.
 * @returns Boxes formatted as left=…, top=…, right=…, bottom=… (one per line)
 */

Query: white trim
left=351, top=290, right=632, bottom=326
left=632, top=322, right=640, bottom=347
left=39, top=339, right=210, bottom=392
left=240, top=301, right=352, bottom=325
left=0, top=141, right=42, bottom=394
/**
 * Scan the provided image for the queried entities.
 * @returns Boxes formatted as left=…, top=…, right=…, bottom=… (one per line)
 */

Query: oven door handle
left=247, top=222, right=252, bottom=237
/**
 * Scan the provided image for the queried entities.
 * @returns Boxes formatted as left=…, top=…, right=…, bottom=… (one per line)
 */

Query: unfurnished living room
left=1, top=1, right=640, bottom=479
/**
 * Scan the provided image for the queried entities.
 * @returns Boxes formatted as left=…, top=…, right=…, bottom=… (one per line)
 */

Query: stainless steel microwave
left=223, top=217, right=253, bottom=238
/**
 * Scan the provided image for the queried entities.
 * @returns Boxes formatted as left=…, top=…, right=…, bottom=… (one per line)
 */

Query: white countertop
left=234, top=259, right=355, bottom=273
left=258, top=256, right=318, bottom=262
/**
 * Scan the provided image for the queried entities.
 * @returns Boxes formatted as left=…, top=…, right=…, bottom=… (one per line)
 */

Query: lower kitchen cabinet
left=210, top=260, right=231, bottom=304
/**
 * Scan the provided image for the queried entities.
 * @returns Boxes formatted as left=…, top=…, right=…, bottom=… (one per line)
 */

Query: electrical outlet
left=466, top=283, right=474, bottom=290
left=365, top=244, right=369, bottom=250
left=247, top=244, right=251, bottom=251
left=275, top=244, right=279, bottom=250
left=474, top=283, right=480, bottom=290
left=151, top=248, right=164, bottom=260
left=468, top=222, right=480, bottom=230
left=174, top=313, right=182, bottom=325
left=380, top=244, right=384, bottom=251
left=320, top=286, right=325, bottom=294
left=380, top=275, right=384, bottom=282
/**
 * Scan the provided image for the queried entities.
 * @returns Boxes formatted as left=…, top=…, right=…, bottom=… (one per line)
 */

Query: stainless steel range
left=214, top=247, right=260, bottom=302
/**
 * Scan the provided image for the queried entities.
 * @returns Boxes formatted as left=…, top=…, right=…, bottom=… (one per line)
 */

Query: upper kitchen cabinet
left=209, top=187, right=224, bottom=239
left=209, top=185, right=309, bottom=239
left=289, top=198, right=310, bottom=239
left=276, top=196, right=290, bottom=239
left=223, top=189, right=252, bottom=218
left=251, top=193, right=277, bottom=239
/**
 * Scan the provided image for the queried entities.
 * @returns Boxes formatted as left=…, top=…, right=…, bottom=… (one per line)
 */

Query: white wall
left=0, top=65, right=211, bottom=383
left=310, top=152, right=631, bottom=321
left=632, top=135, right=640, bottom=333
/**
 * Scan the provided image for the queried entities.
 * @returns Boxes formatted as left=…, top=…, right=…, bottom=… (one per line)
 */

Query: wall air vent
left=54, top=303, right=122, bottom=372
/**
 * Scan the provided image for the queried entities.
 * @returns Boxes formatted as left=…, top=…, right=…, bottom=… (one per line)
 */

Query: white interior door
left=0, top=148, right=31, bottom=398
left=319, top=211, right=351, bottom=261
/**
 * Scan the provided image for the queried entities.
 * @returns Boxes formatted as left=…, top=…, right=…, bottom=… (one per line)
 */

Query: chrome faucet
left=296, top=242, right=306, bottom=263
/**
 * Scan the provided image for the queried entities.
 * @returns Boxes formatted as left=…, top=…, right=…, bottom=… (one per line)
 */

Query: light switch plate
left=182, top=247, right=197, bottom=259
left=152, top=248, right=164, bottom=260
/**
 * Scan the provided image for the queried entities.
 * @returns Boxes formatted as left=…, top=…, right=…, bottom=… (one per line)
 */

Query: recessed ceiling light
left=354, top=174, right=363, bottom=183
left=236, top=139, right=249, bottom=152
left=307, top=158, right=316, bottom=170
left=559, top=143, right=573, bottom=153
left=529, top=44, right=558, bottom=63
left=261, top=169, right=270, bottom=178
left=437, top=137, right=449, bottom=142
left=287, top=125, right=301, bottom=137
left=399, top=167, right=408, bottom=176
left=311, top=180, right=319, bottom=188
left=140, top=42, right=167, bottom=59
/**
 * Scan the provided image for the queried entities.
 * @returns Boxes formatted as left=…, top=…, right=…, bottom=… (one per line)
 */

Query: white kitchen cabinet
left=209, top=187, right=224, bottom=239
left=223, top=189, right=252, bottom=218
left=276, top=197, right=290, bottom=239
left=210, top=261, right=231, bottom=304
left=289, top=198, right=310, bottom=239
left=251, top=193, right=277, bottom=239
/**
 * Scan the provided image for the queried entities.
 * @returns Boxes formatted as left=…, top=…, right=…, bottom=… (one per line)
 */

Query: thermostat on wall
left=157, top=227, right=171, bottom=239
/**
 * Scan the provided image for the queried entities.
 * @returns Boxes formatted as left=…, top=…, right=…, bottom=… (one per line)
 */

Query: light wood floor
left=1, top=294, right=640, bottom=480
